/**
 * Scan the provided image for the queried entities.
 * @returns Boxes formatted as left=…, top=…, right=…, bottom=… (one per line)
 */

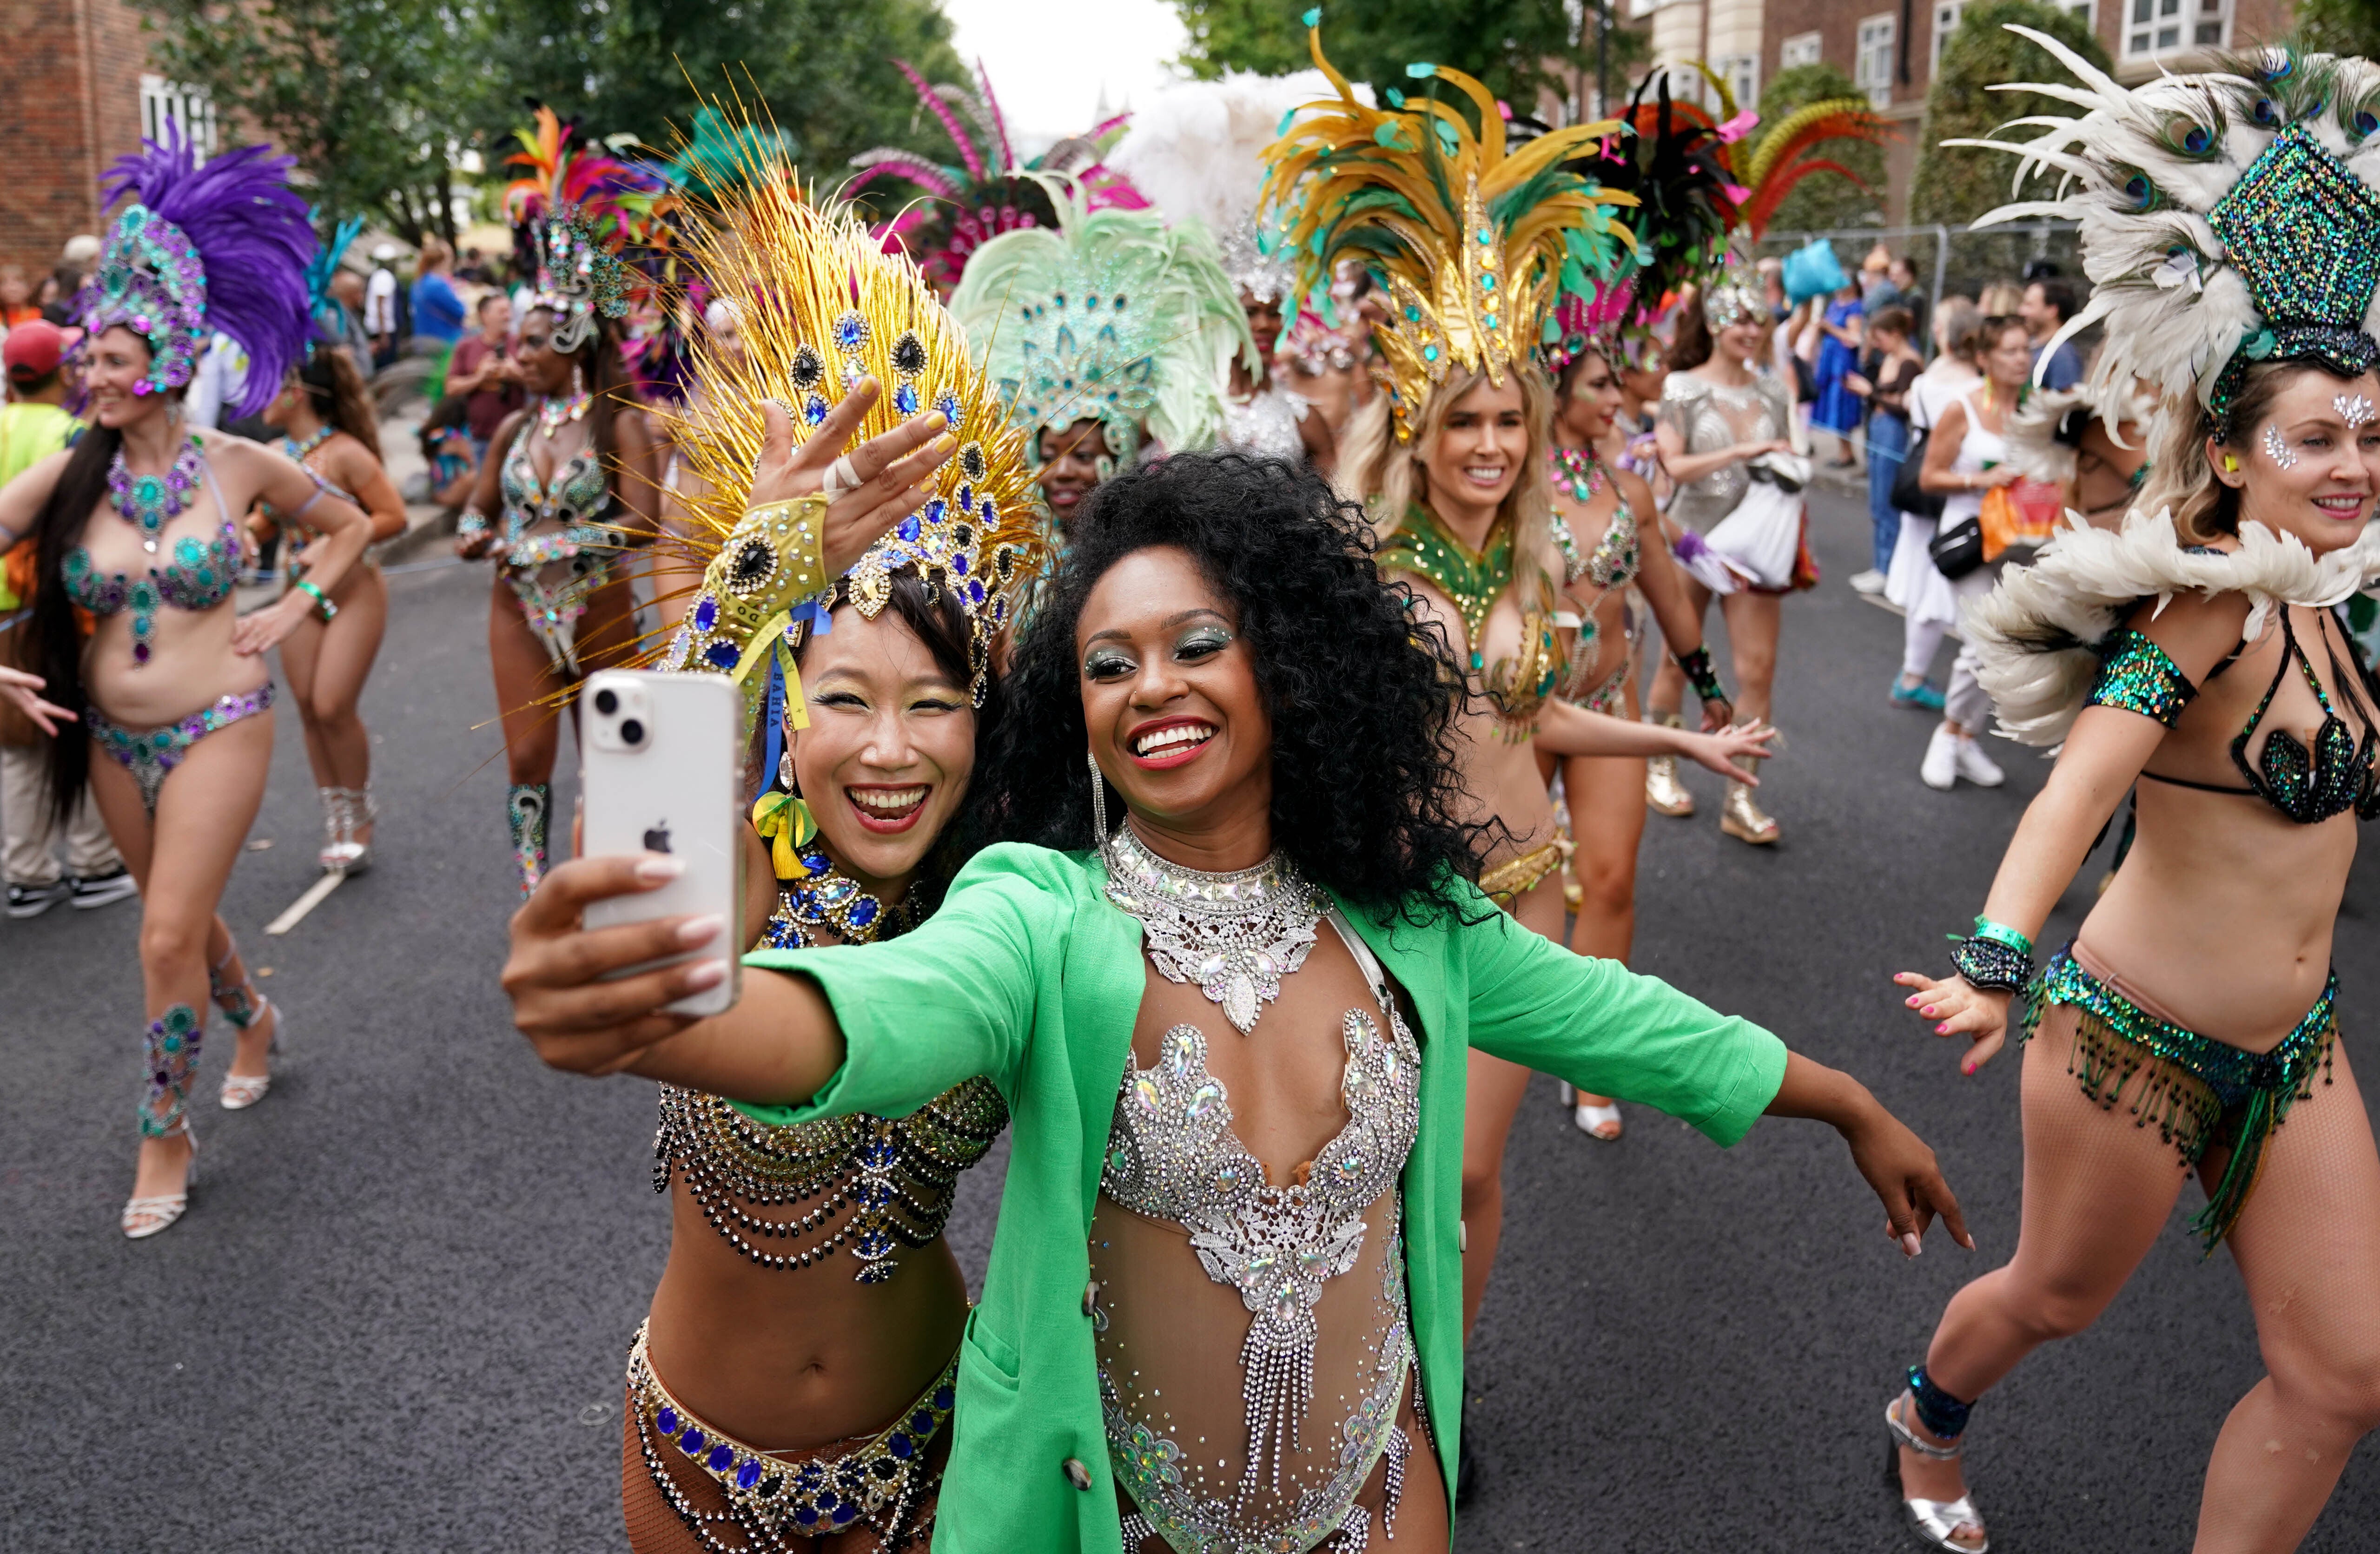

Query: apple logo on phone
left=643, top=821, right=673, bottom=854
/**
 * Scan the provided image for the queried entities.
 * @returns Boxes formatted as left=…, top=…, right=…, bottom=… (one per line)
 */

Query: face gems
left=2335, top=392, right=2375, bottom=428
left=2264, top=423, right=2300, bottom=469
left=1100, top=822, right=1323, bottom=1034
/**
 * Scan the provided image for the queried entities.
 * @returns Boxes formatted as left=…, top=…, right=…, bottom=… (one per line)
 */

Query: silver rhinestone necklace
left=1100, top=822, right=1324, bottom=1034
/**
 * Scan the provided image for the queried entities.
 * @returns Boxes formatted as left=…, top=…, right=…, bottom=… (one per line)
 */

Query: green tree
left=130, top=0, right=475, bottom=244
left=465, top=0, right=968, bottom=195
left=1751, top=64, right=1889, bottom=235
left=2293, top=0, right=2380, bottom=56
left=1171, top=0, right=1600, bottom=122
left=1910, top=0, right=2111, bottom=226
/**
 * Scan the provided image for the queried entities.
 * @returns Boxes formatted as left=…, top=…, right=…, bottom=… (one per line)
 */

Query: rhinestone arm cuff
left=1950, top=935, right=2032, bottom=993
left=1672, top=644, right=1729, bottom=707
left=456, top=506, right=489, bottom=537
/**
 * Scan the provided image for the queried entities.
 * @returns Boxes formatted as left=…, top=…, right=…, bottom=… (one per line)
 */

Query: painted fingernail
left=681, top=959, right=728, bottom=991
left=1902, top=1232, right=1923, bottom=1258
left=1961, top=1062, right=1975, bottom=1075
left=635, top=854, right=687, bottom=884
left=1936, top=1022, right=1951, bottom=1035
left=676, top=914, right=725, bottom=947
left=927, top=412, right=948, bottom=432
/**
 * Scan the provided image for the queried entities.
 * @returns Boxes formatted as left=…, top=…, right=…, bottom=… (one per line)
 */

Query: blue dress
left=1811, top=298, right=1864, bottom=435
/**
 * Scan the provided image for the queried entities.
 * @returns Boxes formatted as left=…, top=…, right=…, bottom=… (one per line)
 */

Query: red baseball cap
left=5, top=321, right=66, bottom=383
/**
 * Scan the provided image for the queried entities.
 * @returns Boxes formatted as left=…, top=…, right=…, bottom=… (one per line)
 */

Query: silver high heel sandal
left=218, top=1001, right=280, bottom=1110
left=320, top=786, right=376, bottom=874
left=316, top=786, right=350, bottom=871
left=1885, top=1393, right=1989, bottom=1552
left=122, top=1127, right=199, bottom=1239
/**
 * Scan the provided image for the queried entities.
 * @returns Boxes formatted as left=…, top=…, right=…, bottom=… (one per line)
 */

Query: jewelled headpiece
left=1961, top=32, right=2380, bottom=422
left=75, top=126, right=314, bottom=415
left=1261, top=20, right=1634, bottom=439
left=505, top=106, right=658, bottom=354
left=654, top=159, right=1040, bottom=710
left=949, top=178, right=1247, bottom=468
left=1701, top=280, right=1765, bottom=330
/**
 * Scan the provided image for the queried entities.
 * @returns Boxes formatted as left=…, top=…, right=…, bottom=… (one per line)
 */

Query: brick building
left=1626, top=0, right=2296, bottom=222
left=1, top=0, right=215, bottom=283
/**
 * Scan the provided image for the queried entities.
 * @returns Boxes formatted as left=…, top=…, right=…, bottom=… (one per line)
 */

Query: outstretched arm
left=1534, top=696, right=1773, bottom=774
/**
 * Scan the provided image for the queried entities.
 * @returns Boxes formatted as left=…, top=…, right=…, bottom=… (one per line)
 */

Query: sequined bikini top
left=2095, top=612, right=2380, bottom=824
left=1376, top=504, right=1560, bottom=735
left=1549, top=493, right=1640, bottom=593
left=499, top=428, right=617, bottom=566
left=63, top=515, right=241, bottom=617
left=653, top=875, right=1007, bottom=1282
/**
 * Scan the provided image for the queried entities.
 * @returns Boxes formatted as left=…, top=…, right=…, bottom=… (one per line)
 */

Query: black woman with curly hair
left=500, top=452, right=1966, bottom=1553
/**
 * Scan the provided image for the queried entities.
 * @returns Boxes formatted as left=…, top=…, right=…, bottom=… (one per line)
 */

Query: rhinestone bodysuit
left=1095, top=896, right=1424, bottom=1552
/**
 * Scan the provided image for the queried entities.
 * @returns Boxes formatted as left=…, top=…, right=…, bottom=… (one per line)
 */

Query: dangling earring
left=1086, top=750, right=1109, bottom=845
left=571, top=362, right=586, bottom=400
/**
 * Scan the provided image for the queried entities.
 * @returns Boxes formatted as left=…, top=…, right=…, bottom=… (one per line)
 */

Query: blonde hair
left=1340, top=362, right=1557, bottom=580
left=2133, top=360, right=2328, bottom=547
left=1976, top=282, right=2023, bottom=316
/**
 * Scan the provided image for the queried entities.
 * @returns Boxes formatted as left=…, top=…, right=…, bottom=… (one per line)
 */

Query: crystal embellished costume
left=612, top=138, right=1043, bottom=1554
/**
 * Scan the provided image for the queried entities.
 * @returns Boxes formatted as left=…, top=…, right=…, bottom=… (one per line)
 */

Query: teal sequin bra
left=62, top=516, right=241, bottom=668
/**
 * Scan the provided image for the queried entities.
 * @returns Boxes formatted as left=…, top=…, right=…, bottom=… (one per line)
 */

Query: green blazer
left=742, top=843, right=1787, bottom=1553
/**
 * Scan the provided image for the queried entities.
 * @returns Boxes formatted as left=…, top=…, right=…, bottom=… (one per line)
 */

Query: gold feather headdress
left=1260, top=18, right=1636, bottom=438
left=651, top=143, right=1040, bottom=721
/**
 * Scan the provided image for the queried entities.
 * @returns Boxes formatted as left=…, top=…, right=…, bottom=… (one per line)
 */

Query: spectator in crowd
left=326, top=269, right=375, bottom=368
left=1885, top=298, right=1983, bottom=711
left=1861, top=245, right=1901, bottom=310
left=1889, top=256, right=1927, bottom=352
left=366, top=243, right=403, bottom=368
left=1844, top=305, right=1924, bottom=595
left=1976, top=280, right=2023, bottom=317
left=419, top=396, right=480, bottom=509
left=445, top=292, right=522, bottom=463
left=409, top=238, right=467, bottom=401
left=1812, top=279, right=1866, bottom=469
left=0, top=266, right=38, bottom=329
left=2020, top=275, right=2081, bottom=390
left=0, top=321, right=134, bottom=917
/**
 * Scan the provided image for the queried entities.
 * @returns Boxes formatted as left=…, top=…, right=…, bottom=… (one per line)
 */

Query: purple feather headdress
left=77, top=125, right=315, bottom=419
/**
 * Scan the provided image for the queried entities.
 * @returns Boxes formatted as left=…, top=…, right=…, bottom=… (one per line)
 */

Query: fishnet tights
left=1913, top=1007, right=2380, bottom=1552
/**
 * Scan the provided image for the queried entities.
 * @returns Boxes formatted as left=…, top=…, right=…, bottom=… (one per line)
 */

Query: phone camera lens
left=620, top=718, right=646, bottom=745
left=594, top=688, right=619, bottom=716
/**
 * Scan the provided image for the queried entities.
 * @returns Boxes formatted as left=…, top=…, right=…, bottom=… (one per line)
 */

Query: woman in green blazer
left=504, top=454, right=1967, bottom=1553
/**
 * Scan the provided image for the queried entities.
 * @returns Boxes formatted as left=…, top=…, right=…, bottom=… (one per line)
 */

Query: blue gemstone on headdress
left=803, top=394, right=828, bottom=426
left=955, top=482, right=974, bottom=508
left=692, top=595, right=719, bottom=632
left=979, top=498, right=997, bottom=523
left=951, top=552, right=970, bottom=576
left=736, top=1459, right=762, bottom=1490
left=966, top=578, right=986, bottom=605
left=897, top=514, right=922, bottom=543
left=894, top=382, right=919, bottom=416
left=703, top=640, right=740, bottom=670
left=656, top=1407, right=679, bottom=1435
left=936, top=389, right=961, bottom=422
left=923, top=498, right=946, bottom=525
left=833, top=311, right=867, bottom=353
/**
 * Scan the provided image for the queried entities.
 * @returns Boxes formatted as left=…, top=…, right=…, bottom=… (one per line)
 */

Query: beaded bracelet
left=1672, top=644, right=1730, bottom=708
left=456, top=507, right=489, bottom=537
left=1950, top=935, right=2031, bottom=993
left=291, top=579, right=337, bottom=623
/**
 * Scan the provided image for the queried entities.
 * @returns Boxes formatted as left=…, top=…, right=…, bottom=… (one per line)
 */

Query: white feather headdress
left=1955, top=32, right=2380, bottom=418
left=1106, top=72, right=1351, bottom=304
left=1968, top=508, right=2380, bottom=745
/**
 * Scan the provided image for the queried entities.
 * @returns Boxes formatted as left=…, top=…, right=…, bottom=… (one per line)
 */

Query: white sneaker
left=1849, top=568, right=1888, bottom=595
left=1955, top=735, right=2006, bottom=787
left=1921, top=724, right=1959, bottom=790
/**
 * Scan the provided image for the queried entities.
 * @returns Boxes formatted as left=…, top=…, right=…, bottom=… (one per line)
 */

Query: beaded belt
left=2022, top=944, right=2337, bottom=1251
left=626, top=1322, right=957, bottom=1548
left=1478, top=838, right=1571, bottom=907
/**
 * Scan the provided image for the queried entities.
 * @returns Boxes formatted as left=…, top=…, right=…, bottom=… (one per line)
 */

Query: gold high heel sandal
left=1720, top=753, right=1779, bottom=844
left=1643, top=712, right=1695, bottom=817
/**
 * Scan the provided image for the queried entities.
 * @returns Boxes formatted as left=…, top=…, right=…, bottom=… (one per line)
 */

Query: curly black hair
left=972, top=452, right=1488, bottom=923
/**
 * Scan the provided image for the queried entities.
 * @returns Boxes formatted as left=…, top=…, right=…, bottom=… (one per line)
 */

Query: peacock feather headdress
left=949, top=177, right=1248, bottom=469
left=1259, top=18, right=1636, bottom=439
left=1955, top=31, right=2380, bottom=422
left=650, top=145, right=1040, bottom=715
left=75, top=125, right=315, bottom=417
left=505, top=105, right=663, bottom=354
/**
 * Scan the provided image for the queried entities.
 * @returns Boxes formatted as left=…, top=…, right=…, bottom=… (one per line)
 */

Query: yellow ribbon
left=750, top=790, right=819, bottom=879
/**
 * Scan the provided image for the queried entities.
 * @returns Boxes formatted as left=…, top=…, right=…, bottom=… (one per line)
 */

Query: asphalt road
left=3, top=486, right=2374, bottom=1552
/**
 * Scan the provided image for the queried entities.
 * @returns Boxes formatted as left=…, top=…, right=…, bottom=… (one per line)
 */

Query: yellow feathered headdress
left=1260, top=17, right=1636, bottom=438
left=651, top=138, right=1041, bottom=722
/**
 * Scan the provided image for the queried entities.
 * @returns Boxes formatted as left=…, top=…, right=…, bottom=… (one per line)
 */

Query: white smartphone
left=580, top=669, right=744, bottom=1017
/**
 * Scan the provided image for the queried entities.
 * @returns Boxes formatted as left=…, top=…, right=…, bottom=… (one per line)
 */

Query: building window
left=1721, top=53, right=1758, bottom=111
left=140, top=75, right=217, bottom=157
left=2128, top=0, right=2226, bottom=55
left=1782, top=32, right=1824, bottom=70
left=1856, top=17, right=1895, bottom=107
left=2063, top=0, right=2096, bottom=25
left=1933, top=1, right=1966, bottom=73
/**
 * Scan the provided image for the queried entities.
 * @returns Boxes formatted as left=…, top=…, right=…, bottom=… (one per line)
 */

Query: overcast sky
left=941, top=0, right=1190, bottom=153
